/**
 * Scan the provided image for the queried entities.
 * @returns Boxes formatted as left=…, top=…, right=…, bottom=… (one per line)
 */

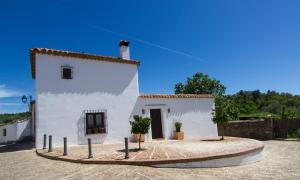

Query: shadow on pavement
left=0, top=142, right=35, bottom=153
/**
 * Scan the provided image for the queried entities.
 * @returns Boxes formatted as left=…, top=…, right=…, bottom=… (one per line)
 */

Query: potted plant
left=132, top=133, right=145, bottom=142
left=93, top=127, right=98, bottom=134
left=99, top=127, right=105, bottom=133
left=130, top=115, right=151, bottom=150
left=87, top=128, right=92, bottom=134
left=173, top=121, right=184, bottom=140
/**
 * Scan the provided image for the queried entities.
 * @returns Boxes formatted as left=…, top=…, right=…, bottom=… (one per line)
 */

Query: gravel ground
left=0, top=140, right=299, bottom=180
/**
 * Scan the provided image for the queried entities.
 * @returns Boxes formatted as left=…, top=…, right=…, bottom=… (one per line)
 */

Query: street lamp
left=21, top=95, right=28, bottom=104
left=21, top=95, right=32, bottom=104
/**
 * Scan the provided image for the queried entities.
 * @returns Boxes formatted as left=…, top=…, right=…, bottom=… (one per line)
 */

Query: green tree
left=175, top=72, right=226, bottom=96
left=130, top=115, right=151, bottom=150
left=212, top=96, right=236, bottom=140
left=281, top=107, right=297, bottom=120
left=227, top=99, right=240, bottom=120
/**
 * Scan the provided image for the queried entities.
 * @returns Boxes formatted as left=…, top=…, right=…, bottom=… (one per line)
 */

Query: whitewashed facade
left=31, top=41, right=218, bottom=148
left=0, top=119, right=32, bottom=144
left=135, top=97, right=216, bottom=141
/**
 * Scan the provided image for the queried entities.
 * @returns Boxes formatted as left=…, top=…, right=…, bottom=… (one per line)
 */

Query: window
left=86, top=112, right=106, bottom=134
left=61, top=66, right=72, bottom=79
left=3, top=129, right=6, bottom=136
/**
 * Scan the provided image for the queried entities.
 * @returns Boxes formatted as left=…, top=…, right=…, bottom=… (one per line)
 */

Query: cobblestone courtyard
left=0, top=140, right=299, bottom=180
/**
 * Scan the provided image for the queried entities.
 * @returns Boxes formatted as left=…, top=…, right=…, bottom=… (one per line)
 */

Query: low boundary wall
left=218, top=118, right=273, bottom=140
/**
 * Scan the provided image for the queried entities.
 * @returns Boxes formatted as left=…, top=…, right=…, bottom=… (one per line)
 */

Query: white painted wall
left=16, top=120, right=32, bottom=140
left=0, top=124, right=17, bottom=143
left=0, top=120, right=31, bottom=143
left=133, top=98, right=218, bottom=141
left=35, top=54, right=139, bottom=148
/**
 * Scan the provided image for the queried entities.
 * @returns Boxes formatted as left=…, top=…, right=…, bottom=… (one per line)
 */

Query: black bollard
left=48, top=135, right=52, bottom=152
left=43, top=134, right=47, bottom=149
left=63, top=137, right=67, bottom=156
left=125, top=137, right=129, bottom=159
left=88, top=138, right=93, bottom=158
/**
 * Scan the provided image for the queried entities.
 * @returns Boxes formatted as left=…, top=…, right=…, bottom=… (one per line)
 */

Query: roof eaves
left=139, top=94, right=214, bottom=99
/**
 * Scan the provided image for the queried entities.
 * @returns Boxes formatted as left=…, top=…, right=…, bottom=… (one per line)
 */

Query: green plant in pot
left=130, top=115, right=151, bottom=150
left=175, top=122, right=182, bottom=132
left=174, top=121, right=184, bottom=140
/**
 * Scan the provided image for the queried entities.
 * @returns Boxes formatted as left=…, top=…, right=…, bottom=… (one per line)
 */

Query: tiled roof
left=30, top=48, right=140, bottom=79
left=139, top=94, right=213, bottom=99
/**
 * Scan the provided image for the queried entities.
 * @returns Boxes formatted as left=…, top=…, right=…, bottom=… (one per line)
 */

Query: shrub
left=288, top=129, right=300, bottom=139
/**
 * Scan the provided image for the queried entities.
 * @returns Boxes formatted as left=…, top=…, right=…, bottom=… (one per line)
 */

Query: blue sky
left=0, top=0, right=300, bottom=113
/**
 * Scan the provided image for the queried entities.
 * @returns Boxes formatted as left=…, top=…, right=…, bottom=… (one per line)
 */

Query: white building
left=30, top=40, right=218, bottom=148
left=0, top=119, right=32, bottom=144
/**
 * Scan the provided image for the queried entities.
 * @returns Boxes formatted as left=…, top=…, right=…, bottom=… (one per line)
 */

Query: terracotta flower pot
left=99, top=128, right=105, bottom=133
left=93, top=128, right=98, bottom=133
left=173, top=131, right=184, bottom=140
left=132, top=134, right=145, bottom=142
left=87, top=128, right=93, bottom=134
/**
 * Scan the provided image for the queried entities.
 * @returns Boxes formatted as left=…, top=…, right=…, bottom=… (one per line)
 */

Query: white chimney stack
left=119, top=40, right=130, bottom=59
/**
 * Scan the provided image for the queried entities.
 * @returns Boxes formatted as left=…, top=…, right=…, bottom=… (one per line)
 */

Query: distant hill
left=0, top=112, right=31, bottom=126
left=229, top=90, right=300, bottom=119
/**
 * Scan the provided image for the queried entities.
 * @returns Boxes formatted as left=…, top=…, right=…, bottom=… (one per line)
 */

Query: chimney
left=119, top=40, right=130, bottom=59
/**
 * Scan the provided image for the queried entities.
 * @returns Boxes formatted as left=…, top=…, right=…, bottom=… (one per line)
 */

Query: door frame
left=140, top=105, right=168, bottom=140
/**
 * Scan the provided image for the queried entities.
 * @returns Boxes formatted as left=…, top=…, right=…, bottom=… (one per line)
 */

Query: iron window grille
left=84, top=110, right=107, bottom=135
left=61, top=65, right=73, bottom=79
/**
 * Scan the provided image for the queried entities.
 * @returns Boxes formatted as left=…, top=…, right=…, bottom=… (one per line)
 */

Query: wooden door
left=150, top=109, right=163, bottom=139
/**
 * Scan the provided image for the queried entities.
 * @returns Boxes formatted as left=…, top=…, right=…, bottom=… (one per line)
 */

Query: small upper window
left=3, top=128, right=6, bottom=136
left=61, top=66, right=73, bottom=79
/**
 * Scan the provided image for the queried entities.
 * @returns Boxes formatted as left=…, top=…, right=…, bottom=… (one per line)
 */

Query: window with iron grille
left=61, top=65, right=73, bottom=79
left=86, top=112, right=106, bottom=134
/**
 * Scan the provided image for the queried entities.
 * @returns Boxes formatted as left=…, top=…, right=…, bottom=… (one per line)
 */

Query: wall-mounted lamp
left=167, top=108, right=171, bottom=113
left=142, top=109, right=145, bottom=114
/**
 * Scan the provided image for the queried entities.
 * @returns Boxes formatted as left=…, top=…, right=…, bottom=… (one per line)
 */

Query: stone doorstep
left=36, top=144, right=264, bottom=166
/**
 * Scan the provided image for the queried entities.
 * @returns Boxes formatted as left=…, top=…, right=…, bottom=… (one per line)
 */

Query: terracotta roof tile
left=30, top=48, right=140, bottom=79
left=139, top=94, right=213, bottom=99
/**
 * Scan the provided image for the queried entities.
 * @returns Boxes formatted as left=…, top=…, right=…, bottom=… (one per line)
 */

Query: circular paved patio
left=36, top=137, right=264, bottom=167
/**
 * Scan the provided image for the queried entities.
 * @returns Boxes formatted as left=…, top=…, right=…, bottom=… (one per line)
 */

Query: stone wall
left=218, top=118, right=273, bottom=140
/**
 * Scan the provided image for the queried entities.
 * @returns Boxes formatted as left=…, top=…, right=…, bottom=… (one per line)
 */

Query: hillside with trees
left=0, top=112, right=31, bottom=126
left=175, top=72, right=300, bottom=120
left=229, top=90, right=300, bottom=119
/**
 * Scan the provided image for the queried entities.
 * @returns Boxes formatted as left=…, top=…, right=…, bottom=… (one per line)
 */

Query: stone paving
left=0, top=140, right=300, bottom=179
left=36, top=137, right=263, bottom=164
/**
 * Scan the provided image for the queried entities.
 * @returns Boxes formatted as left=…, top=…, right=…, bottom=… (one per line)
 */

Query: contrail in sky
left=42, top=0, right=204, bottom=61
left=87, top=24, right=204, bottom=61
